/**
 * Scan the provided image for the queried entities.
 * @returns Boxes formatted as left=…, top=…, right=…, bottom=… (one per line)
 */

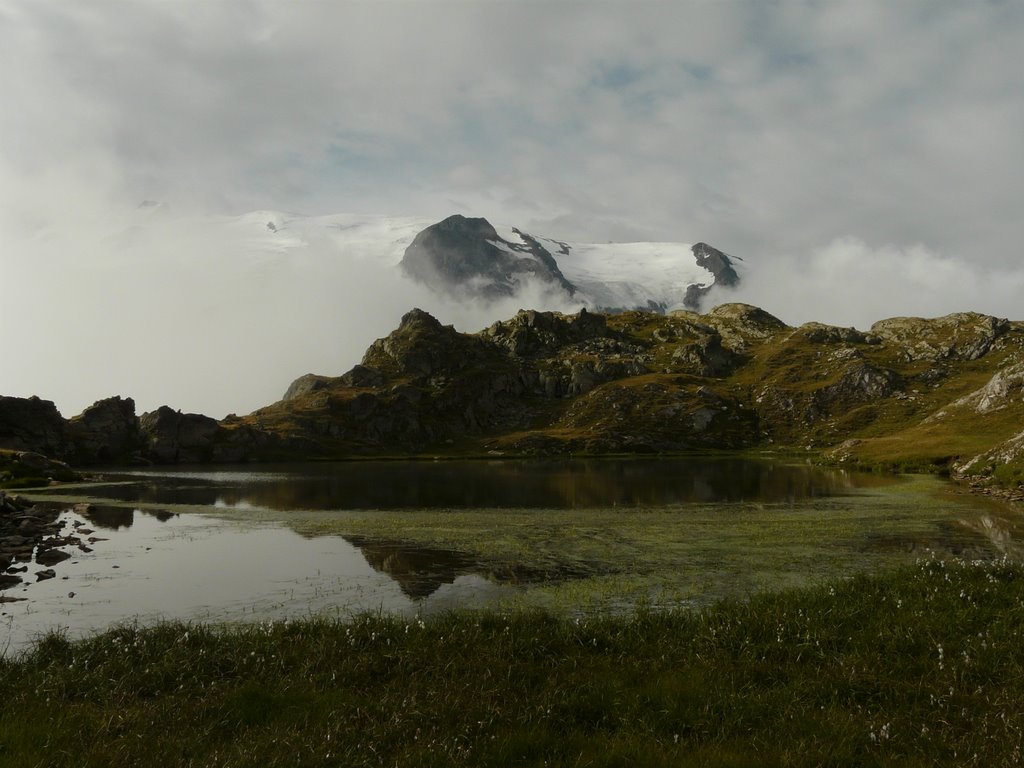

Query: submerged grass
left=236, top=474, right=1022, bottom=610
left=2, top=556, right=1024, bottom=766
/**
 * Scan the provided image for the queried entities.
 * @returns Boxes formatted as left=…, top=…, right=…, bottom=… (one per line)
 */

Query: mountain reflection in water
left=343, top=536, right=478, bottom=599
left=80, top=505, right=178, bottom=530
left=81, top=458, right=891, bottom=512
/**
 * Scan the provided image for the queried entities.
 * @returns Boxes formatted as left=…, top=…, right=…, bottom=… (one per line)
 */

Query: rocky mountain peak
left=685, top=243, right=742, bottom=309
left=399, top=215, right=575, bottom=301
left=399, top=307, right=444, bottom=332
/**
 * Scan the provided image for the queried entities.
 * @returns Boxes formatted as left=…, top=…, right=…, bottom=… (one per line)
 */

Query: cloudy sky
left=2, top=0, right=1023, bottom=418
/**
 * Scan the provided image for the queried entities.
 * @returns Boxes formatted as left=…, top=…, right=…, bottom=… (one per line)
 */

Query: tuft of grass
left=2, top=558, right=1024, bottom=766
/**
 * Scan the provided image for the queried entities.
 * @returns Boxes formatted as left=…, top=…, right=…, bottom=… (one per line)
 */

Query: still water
left=3, top=457, right=1018, bottom=656
left=68, top=456, right=888, bottom=510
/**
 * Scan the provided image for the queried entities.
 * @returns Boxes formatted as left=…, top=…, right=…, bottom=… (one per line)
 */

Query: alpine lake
left=4, top=456, right=1023, bottom=656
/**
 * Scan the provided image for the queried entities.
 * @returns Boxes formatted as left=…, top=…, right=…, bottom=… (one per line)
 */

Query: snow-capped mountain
left=132, top=207, right=742, bottom=313
left=399, top=214, right=741, bottom=312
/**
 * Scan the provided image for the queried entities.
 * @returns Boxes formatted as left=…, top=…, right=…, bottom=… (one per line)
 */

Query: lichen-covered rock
left=870, top=313, right=1010, bottom=362
left=951, top=362, right=1024, bottom=416
left=793, top=322, right=878, bottom=345
left=822, top=362, right=902, bottom=403
left=672, top=333, right=743, bottom=377
left=701, top=303, right=788, bottom=351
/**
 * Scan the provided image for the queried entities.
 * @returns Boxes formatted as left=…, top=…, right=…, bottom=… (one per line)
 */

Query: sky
left=2, top=0, right=1023, bottom=418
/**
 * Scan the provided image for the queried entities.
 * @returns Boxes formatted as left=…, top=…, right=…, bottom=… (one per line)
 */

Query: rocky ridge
left=3, top=306, right=1024, bottom=489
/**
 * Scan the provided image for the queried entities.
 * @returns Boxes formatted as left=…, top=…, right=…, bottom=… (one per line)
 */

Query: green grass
left=2, top=557, right=1023, bottom=766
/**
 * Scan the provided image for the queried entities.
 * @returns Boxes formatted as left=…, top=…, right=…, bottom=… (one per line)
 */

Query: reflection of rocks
left=345, top=534, right=603, bottom=596
left=77, top=503, right=134, bottom=530
left=35, top=548, right=72, bottom=566
left=1, top=494, right=74, bottom=588
left=345, top=536, right=477, bottom=599
left=960, top=515, right=1024, bottom=559
left=76, top=504, right=177, bottom=529
left=860, top=520, right=997, bottom=561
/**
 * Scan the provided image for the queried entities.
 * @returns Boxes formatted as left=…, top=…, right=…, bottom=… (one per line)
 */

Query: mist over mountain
left=398, top=214, right=741, bottom=313
left=1, top=208, right=745, bottom=418
left=3, top=205, right=1024, bottom=421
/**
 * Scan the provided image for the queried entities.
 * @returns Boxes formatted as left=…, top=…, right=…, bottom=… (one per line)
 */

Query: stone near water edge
left=35, top=548, right=72, bottom=567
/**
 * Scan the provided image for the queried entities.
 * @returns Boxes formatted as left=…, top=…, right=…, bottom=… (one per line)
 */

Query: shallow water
left=1, top=505, right=510, bottom=656
left=53, top=457, right=893, bottom=510
left=5, top=457, right=1021, bottom=656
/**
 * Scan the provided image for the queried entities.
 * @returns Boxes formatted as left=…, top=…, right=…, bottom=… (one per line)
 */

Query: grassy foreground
left=3, top=558, right=1023, bottom=767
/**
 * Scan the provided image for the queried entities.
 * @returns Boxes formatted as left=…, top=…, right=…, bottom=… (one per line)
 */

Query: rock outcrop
left=139, top=406, right=222, bottom=463
left=67, top=396, right=144, bottom=464
left=870, top=313, right=1010, bottom=362
left=0, top=396, right=67, bottom=457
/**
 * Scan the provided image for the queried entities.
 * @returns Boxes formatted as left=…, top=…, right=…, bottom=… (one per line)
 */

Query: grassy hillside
left=240, top=305, right=1024, bottom=487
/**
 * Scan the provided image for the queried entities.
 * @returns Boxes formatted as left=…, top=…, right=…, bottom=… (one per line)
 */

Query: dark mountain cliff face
left=399, top=214, right=576, bottom=301
left=685, top=243, right=742, bottom=309
left=5, top=306, right=1024, bottom=489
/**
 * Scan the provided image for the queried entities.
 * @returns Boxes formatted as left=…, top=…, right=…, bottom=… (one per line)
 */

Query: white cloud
left=2, top=0, right=1023, bottom=416
left=727, top=237, right=1024, bottom=330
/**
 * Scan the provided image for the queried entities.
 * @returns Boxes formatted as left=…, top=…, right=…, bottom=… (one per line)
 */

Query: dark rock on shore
left=1, top=491, right=67, bottom=589
left=67, top=396, right=144, bottom=464
left=0, top=396, right=67, bottom=457
left=140, top=406, right=221, bottom=463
